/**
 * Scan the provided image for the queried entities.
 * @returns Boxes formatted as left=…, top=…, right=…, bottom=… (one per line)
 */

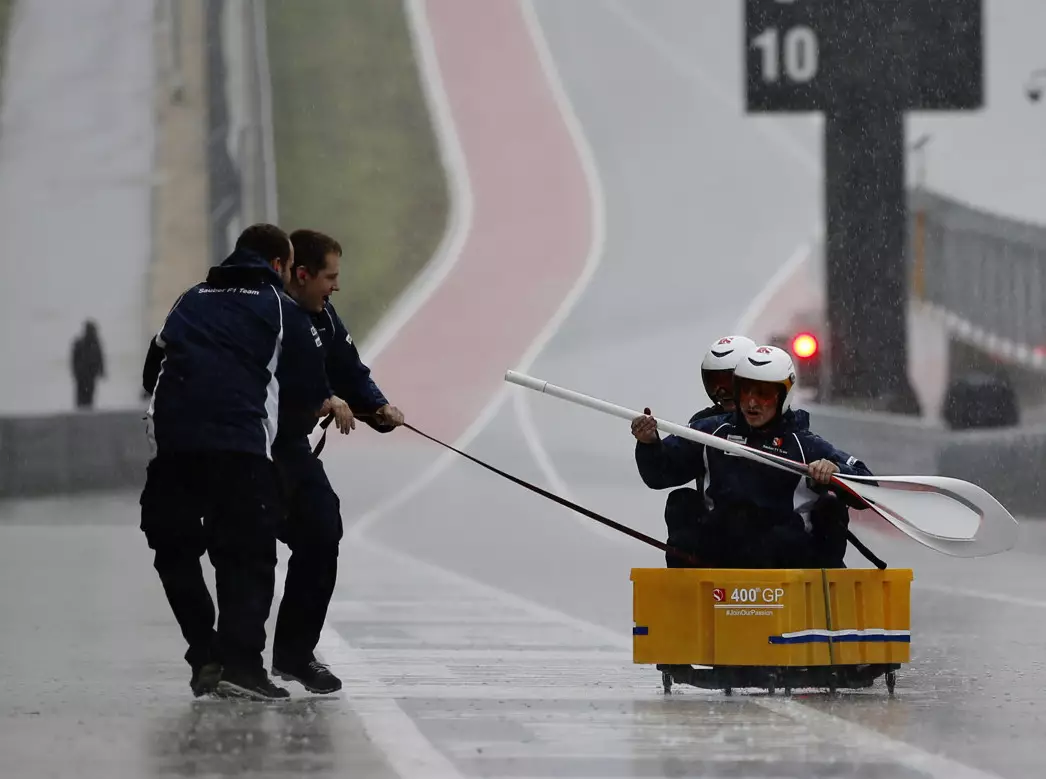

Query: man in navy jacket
left=140, top=224, right=353, bottom=701
left=660, top=335, right=755, bottom=566
left=632, top=344, right=872, bottom=568
left=268, top=229, right=404, bottom=695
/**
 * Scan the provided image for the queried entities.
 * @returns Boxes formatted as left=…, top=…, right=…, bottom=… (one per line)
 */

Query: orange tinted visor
left=737, top=378, right=781, bottom=404
left=705, top=371, right=733, bottom=393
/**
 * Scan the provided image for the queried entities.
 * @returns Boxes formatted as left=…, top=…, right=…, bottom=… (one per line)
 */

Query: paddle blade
left=835, top=474, right=1019, bottom=557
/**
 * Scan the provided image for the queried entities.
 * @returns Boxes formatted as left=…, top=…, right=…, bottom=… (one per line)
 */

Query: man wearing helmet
left=658, top=335, right=755, bottom=568
left=695, top=335, right=756, bottom=419
left=631, top=344, right=872, bottom=569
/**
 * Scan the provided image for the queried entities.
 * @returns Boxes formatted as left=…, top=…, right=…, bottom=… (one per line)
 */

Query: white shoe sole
left=272, top=667, right=342, bottom=695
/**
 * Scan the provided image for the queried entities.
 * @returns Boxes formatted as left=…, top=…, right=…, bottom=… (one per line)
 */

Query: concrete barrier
left=0, top=411, right=150, bottom=499
left=2, top=398, right=1041, bottom=523
left=936, top=425, right=1046, bottom=517
left=804, top=403, right=948, bottom=477
left=811, top=402, right=1045, bottom=519
left=794, top=404, right=1046, bottom=520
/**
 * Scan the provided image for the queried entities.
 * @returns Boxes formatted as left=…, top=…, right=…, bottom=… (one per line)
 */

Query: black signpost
left=744, top=0, right=983, bottom=413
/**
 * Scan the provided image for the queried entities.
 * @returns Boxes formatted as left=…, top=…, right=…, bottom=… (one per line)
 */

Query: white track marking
left=274, top=555, right=465, bottom=779
left=603, top=0, right=818, bottom=175
left=756, top=699, right=1004, bottom=779
left=915, top=582, right=1046, bottom=610
left=355, top=0, right=474, bottom=367
left=600, top=0, right=824, bottom=343
left=347, top=0, right=609, bottom=543
left=734, top=237, right=819, bottom=336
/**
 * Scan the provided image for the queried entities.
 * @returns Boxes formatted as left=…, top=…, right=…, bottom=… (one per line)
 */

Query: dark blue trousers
left=272, top=443, right=343, bottom=665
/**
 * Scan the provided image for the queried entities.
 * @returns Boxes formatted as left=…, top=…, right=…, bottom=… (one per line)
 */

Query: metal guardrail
left=909, top=188, right=1046, bottom=362
left=937, top=423, right=1046, bottom=518
left=905, top=189, right=1046, bottom=513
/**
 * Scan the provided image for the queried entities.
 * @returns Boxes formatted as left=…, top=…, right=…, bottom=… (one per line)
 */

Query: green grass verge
left=0, top=0, right=15, bottom=91
left=266, top=0, right=448, bottom=340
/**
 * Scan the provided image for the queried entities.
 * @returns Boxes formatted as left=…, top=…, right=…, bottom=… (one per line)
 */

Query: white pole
left=504, top=370, right=803, bottom=476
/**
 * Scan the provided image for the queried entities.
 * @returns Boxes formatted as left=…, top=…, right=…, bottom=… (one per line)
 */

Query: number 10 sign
left=745, top=0, right=982, bottom=113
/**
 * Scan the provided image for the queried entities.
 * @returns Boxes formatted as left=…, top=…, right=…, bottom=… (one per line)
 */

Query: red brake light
left=792, top=333, right=818, bottom=359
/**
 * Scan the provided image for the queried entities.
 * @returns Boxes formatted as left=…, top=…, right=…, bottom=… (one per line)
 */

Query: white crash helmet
left=700, top=335, right=756, bottom=401
left=732, top=344, right=798, bottom=413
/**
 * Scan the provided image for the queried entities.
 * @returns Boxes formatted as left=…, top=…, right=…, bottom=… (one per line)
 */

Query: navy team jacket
left=143, top=249, right=331, bottom=459
left=270, top=299, right=396, bottom=461
left=313, top=301, right=391, bottom=431
left=635, top=409, right=873, bottom=531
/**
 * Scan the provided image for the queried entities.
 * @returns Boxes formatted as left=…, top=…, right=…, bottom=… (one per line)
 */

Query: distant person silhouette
left=71, top=319, right=105, bottom=408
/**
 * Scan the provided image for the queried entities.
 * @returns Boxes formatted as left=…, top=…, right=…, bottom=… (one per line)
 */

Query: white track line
left=354, top=536, right=632, bottom=649
left=603, top=0, right=818, bottom=175
left=756, top=698, right=1003, bottom=779
left=602, top=0, right=823, bottom=343
left=298, top=541, right=1007, bottom=779
left=507, top=0, right=815, bottom=545
left=505, top=0, right=673, bottom=555
left=294, top=1, right=477, bottom=775
left=915, top=582, right=1046, bottom=610
left=275, top=558, right=464, bottom=779
left=345, top=384, right=512, bottom=542
left=347, top=0, right=609, bottom=543
left=507, top=0, right=630, bottom=541
left=355, top=0, right=474, bottom=367
left=734, top=237, right=818, bottom=336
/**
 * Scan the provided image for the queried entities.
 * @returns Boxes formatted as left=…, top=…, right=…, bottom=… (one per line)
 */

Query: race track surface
left=3, top=492, right=1045, bottom=778
left=3, top=1, right=1045, bottom=777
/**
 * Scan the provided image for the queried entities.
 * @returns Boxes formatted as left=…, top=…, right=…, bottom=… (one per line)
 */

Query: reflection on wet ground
left=149, top=697, right=391, bottom=778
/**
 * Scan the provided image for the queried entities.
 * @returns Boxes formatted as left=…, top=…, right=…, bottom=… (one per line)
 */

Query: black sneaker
left=190, top=661, right=222, bottom=697
left=216, top=667, right=290, bottom=701
left=272, top=658, right=342, bottom=694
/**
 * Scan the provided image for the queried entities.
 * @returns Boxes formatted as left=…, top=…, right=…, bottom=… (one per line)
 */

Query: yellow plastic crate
left=631, top=567, right=913, bottom=667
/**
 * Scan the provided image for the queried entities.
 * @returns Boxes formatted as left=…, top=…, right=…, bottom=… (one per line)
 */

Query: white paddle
left=504, top=370, right=1018, bottom=558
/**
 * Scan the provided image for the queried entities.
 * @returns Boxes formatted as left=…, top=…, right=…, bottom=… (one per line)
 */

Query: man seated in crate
left=631, top=344, right=872, bottom=568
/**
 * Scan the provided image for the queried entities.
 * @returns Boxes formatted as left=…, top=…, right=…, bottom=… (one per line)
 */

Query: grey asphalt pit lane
left=148, top=698, right=397, bottom=778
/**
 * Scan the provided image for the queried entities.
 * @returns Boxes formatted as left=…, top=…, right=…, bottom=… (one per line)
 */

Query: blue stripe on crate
left=633, top=626, right=649, bottom=636
left=769, top=629, right=910, bottom=645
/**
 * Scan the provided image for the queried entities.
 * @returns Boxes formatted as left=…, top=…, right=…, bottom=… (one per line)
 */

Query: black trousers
left=272, top=445, right=343, bottom=666
left=664, top=488, right=848, bottom=569
left=75, top=377, right=96, bottom=408
left=140, top=451, right=281, bottom=673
